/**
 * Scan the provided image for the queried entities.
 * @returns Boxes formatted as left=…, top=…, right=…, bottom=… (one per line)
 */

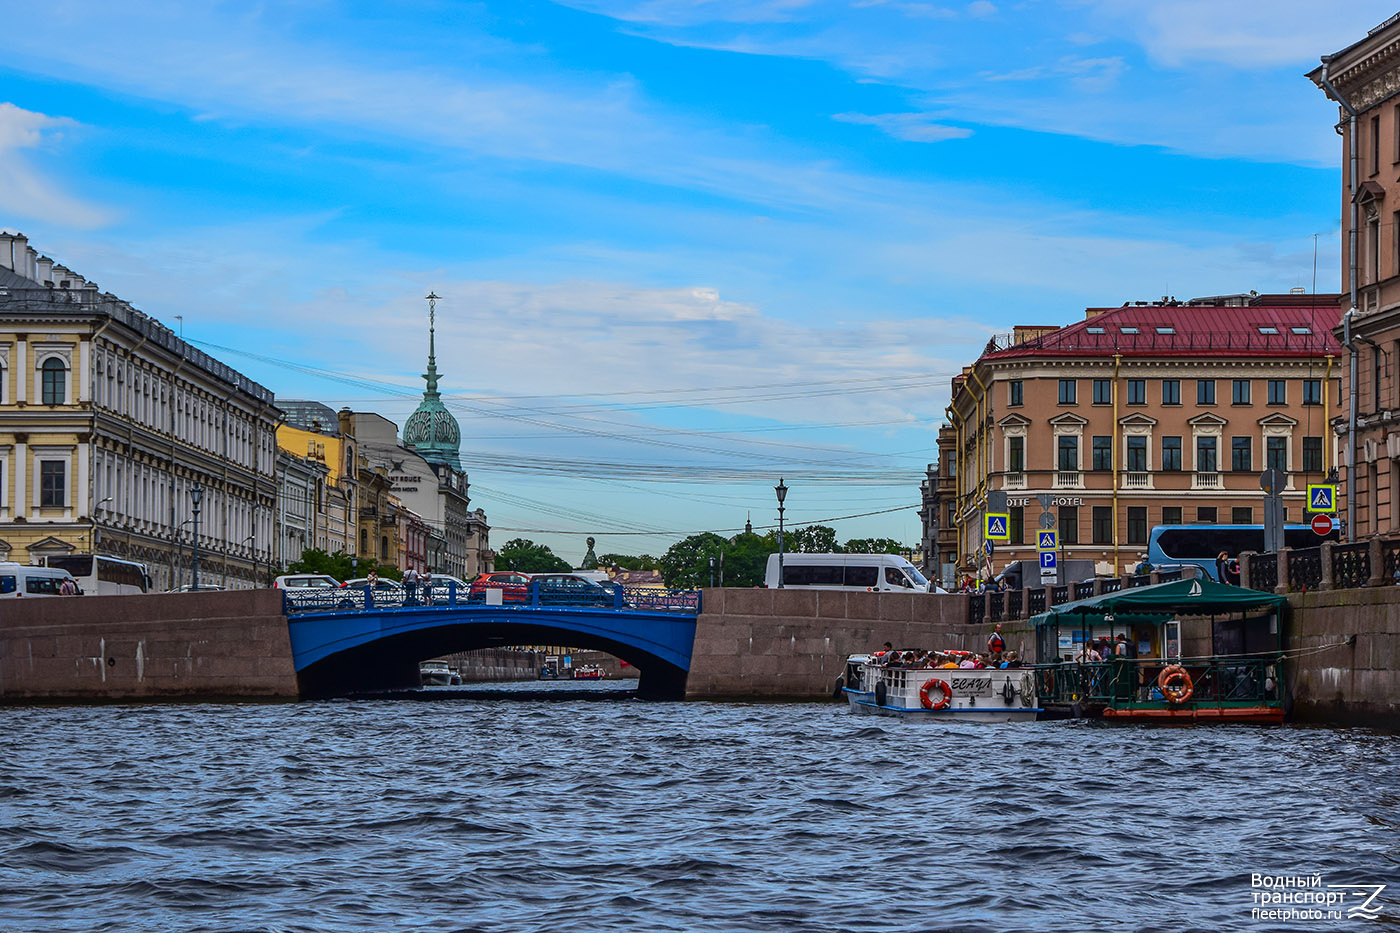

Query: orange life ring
left=1157, top=664, right=1194, bottom=705
left=919, top=678, right=953, bottom=710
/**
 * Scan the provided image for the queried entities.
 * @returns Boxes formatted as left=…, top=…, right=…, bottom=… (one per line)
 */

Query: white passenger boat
left=419, top=660, right=461, bottom=686
left=841, top=653, right=1040, bottom=722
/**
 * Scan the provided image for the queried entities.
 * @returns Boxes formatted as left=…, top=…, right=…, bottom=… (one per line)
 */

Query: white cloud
left=832, top=110, right=972, bottom=141
left=0, top=103, right=109, bottom=229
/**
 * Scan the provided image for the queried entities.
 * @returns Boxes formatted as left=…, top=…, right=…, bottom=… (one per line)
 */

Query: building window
left=1197, top=380, right=1216, bottom=405
left=1372, top=113, right=1381, bottom=175
left=1374, top=347, right=1384, bottom=411
left=1058, top=379, right=1077, bottom=404
left=1162, top=436, right=1182, bottom=471
left=1127, top=379, right=1145, bottom=405
left=1197, top=436, right=1218, bottom=472
left=1162, top=380, right=1180, bottom=405
left=1092, top=379, right=1111, bottom=405
left=1009, top=506, right=1024, bottom=545
left=360, top=528, right=368, bottom=553
left=41, top=358, right=66, bottom=405
left=1267, top=380, right=1286, bottom=405
left=1303, top=436, right=1323, bottom=472
left=1231, top=437, right=1252, bottom=472
left=1058, top=436, right=1079, bottom=471
left=1266, top=436, right=1287, bottom=472
left=1232, top=507, right=1254, bottom=525
left=1127, top=507, right=1147, bottom=545
left=1092, top=506, right=1112, bottom=544
left=1162, top=506, right=1182, bottom=526
left=1058, top=506, right=1079, bottom=544
left=1009, top=380, right=1023, bottom=406
left=1197, top=506, right=1217, bottom=524
left=1232, top=380, right=1251, bottom=405
left=40, top=460, right=65, bottom=508
left=380, top=536, right=389, bottom=560
left=1008, top=436, right=1025, bottom=472
left=1302, top=379, right=1322, bottom=405
left=1371, top=216, right=1381, bottom=285
left=1092, top=435, right=1111, bottom=471
left=1126, top=436, right=1147, bottom=471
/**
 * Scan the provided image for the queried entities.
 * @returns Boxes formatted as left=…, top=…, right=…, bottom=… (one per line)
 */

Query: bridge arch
left=288, top=605, right=697, bottom=700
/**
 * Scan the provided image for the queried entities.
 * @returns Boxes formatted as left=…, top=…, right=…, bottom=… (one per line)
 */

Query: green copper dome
left=403, top=293, right=462, bottom=472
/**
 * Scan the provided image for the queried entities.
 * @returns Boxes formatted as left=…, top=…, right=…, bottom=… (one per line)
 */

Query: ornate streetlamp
left=775, top=477, right=788, bottom=589
left=190, top=485, right=204, bottom=591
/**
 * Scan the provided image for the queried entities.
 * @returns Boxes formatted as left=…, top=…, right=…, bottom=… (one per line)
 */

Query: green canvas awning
left=1029, top=578, right=1287, bottom=627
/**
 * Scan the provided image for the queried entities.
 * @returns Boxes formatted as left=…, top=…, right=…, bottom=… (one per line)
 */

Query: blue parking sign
left=1037, top=529, right=1058, bottom=550
left=1039, top=550, right=1057, bottom=570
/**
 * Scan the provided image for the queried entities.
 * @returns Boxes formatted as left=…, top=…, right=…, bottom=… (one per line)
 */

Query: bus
left=43, top=554, right=152, bottom=595
left=1146, top=524, right=1340, bottom=581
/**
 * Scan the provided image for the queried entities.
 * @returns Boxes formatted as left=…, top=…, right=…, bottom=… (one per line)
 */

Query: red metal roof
left=981, top=297, right=1342, bottom=361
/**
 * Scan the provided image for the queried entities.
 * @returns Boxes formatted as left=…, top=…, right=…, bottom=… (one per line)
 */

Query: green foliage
left=597, top=553, right=660, bottom=570
left=659, top=531, right=775, bottom=588
left=772, top=524, right=839, bottom=553
left=842, top=537, right=911, bottom=555
left=497, top=538, right=573, bottom=574
left=284, top=548, right=400, bottom=581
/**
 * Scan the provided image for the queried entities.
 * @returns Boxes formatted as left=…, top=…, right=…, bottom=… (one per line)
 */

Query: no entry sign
left=1311, top=513, right=1334, bottom=536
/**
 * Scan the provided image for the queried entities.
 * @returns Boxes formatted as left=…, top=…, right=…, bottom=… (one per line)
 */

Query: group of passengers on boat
left=871, top=642, right=1023, bottom=670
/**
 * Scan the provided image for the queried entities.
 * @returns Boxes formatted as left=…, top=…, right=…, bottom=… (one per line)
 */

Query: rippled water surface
left=4, top=685, right=1400, bottom=932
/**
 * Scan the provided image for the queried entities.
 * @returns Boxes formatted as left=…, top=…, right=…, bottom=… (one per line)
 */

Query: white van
left=763, top=553, right=934, bottom=593
left=0, top=562, right=80, bottom=597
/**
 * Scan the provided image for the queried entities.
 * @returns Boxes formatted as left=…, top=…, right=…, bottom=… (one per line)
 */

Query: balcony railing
left=1123, top=471, right=1151, bottom=488
left=1003, top=472, right=1026, bottom=489
left=1192, top=471, right=1221, bottom=489
left=1054, top=471, right=1083, bottom=489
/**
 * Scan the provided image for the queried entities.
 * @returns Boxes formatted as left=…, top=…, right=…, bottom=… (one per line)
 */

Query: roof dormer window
left=1156, top=326, right=1175, bottom=334
left=1258, top=326, right=1279, bottom=335
left=1086, top=326, right=1105, bottom=334
left=1120, top=326, right=1139, bottom=334
left=1291, top=326, right=1312, bottom=335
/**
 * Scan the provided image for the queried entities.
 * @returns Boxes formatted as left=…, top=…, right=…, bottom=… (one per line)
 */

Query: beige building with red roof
left=945, top=293, right=1342, bottom=579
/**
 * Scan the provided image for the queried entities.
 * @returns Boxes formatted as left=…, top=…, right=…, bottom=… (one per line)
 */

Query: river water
left=4, top=684, right=1399, bottom=932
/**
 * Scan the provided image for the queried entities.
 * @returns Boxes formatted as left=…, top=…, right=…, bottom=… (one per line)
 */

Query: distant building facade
left=946, top=294, right=1342, bottom=579
left=1310, top=15, right=1400, bottom=538
left=275, top=402, right=357, bottom=561
left=0, top=232, right=278, bottom=588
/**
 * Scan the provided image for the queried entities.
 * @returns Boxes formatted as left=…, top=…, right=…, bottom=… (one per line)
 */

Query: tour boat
left=572, top=665, right=606, bottom=680
left=841, top=653, right=1040, bottom=722
left=418, top=660, right=461, bottom=686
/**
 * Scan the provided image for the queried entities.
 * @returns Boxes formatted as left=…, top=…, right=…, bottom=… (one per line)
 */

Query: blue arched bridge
left=284, top=582, right=703, bottom=699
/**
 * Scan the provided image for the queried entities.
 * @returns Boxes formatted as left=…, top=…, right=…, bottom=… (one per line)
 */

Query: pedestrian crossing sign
left=985, top=513, right=1011, bottom=541
left=1037, top=529, right=1058, bottom=551
left=1306, top=484, right=1337, bottom=513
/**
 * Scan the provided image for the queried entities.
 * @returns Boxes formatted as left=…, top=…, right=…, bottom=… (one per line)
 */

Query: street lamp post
left=190, top=485, right=204, bottom=591
left=775, top=477, right=788, bottom=589
left=245, top=534, right=257, bottom=588
left=709, top=556, right=715, bottom=588
left=92, top=496, right=113, bottom=555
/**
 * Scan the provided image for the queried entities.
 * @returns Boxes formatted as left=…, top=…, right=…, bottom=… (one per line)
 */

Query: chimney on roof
left=35, top=256, right=53, bottom=284
left=23, top=244, right=37, bottom=281
left=0, top=233, right=14, bottom=273
left=7, top=233, right=28, bottom=278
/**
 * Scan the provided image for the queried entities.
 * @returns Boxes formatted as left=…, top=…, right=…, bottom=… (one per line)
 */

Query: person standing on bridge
left=403, top=567, right=419, bottom=605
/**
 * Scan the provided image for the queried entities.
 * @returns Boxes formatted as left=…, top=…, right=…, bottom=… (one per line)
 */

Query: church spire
left=423, top=291, right=441, bottom=396
left=403, top=290, right=462, bottom=472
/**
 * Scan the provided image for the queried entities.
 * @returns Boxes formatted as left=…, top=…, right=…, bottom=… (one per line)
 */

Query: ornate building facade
left=1310, top=15, right=1400, bottom=538
left=0, top=233, right=278, bottom=588
left=947, top=293, right=1342, bottom=579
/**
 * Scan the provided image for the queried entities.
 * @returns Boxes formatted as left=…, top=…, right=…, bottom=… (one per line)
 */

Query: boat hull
left=844, top=688, right=1041, bottom=723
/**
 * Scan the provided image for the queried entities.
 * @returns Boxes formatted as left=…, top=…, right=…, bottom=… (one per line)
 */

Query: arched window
left=41, top=358, right=66, bottom=405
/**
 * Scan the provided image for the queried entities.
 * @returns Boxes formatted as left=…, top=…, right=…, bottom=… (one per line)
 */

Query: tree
left=496, top=538, right=572, bottom=574
left=779, top=524, right=840, bottom=553
left=597, top=552, right=660, bottom=570
left=658, top=533, right=729, bottom=589
left=722, top=532, right=774, bottom=588
left=284, top=548, right=400, bottom=581
left=842, top=537, right=911, bottom=555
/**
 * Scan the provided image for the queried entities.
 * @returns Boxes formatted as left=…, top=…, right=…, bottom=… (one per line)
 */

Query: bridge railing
left=283, top=580, right=702, bottom=616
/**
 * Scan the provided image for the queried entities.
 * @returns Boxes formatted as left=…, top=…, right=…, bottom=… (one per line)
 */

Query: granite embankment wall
left=0, top=590, right=299, bottom=701
left=685, top=588, right=1031, bottom=699
left=1286, top=588, right=1400, bottom=724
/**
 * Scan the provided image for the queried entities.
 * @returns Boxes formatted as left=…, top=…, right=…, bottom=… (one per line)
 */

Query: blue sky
left=0, top=0, right=1390, bottom=564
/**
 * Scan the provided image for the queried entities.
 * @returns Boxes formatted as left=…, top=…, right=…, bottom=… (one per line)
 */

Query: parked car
left=167, top=583, right=226, bottom=593
left=469, top=571, right=532, bottom=603
left=274, top=573, right=352, bottom=609
left=0, top=562, right=80, bottom=597
left=413, top=574, right=470, bottom=603
left=340, top=577, right=407, bottom=607
left=531, top=573, right=618, bottom=608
